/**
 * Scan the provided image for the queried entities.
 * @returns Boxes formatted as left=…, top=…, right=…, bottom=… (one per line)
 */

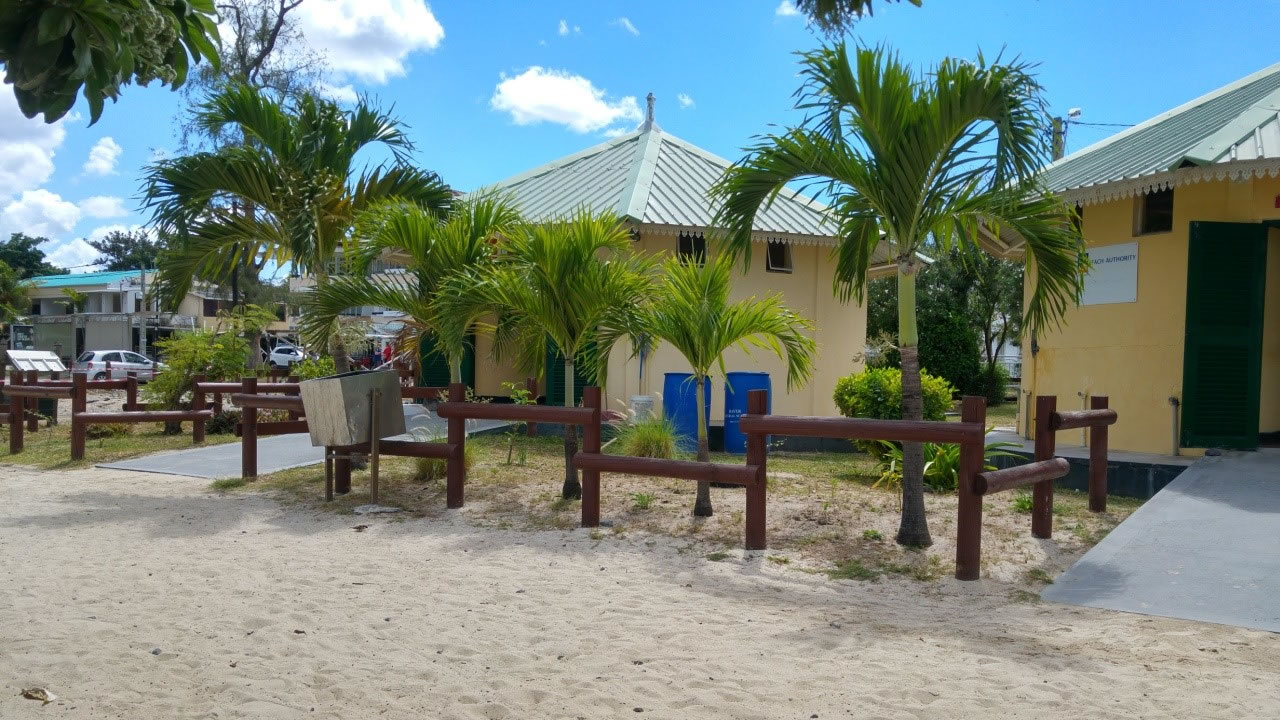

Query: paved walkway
left=97, top=405, right=509, bottom=479
left=1043, top=449, right=1280, bottom=633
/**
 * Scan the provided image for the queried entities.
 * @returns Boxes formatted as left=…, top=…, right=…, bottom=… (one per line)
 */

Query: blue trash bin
left=724, top=372, right=772, bottom=453
left=663, top=372, right=711, bottom=451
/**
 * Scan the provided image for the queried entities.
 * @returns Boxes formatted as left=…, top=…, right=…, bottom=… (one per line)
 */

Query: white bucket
left=630, top=395, right=655, bottom=420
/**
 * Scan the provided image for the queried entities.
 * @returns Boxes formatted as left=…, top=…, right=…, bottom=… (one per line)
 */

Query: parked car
left=264, top=343, right=304, bottom=369
left=73, top=350, right=164, bottom=381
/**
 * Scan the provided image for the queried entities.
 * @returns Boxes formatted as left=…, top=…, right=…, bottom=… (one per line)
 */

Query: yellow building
left=997, top=64, right=1280, bottom=454
left=469, top=96, right=891, bottom=422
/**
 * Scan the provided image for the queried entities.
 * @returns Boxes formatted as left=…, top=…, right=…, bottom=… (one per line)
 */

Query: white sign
left=1081, top=242, right=1138, bottom=305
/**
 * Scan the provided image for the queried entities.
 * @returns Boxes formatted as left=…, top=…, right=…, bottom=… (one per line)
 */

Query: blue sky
left=2, top=0, right=1277, bottom=273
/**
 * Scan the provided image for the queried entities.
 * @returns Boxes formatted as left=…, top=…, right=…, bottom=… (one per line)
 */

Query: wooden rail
left=973, top=458, right=1071, bottom=496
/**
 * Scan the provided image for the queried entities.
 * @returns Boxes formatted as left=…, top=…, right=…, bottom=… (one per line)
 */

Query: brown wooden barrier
left=70, top=370, right=213, bottom=461
left=1049, top=396, right=1114, bottom=513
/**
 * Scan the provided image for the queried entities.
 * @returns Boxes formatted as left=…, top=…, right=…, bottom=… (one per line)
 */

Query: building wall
left=1021, top=176, right=1280, bottom=454
left=85, top=319, right=130, bottom=351
left=33, top=322, right=73, bottom=356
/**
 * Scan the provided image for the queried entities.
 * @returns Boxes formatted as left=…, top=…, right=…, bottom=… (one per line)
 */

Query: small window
left=112, top=294, right=122, bottom=313
left=677, top=233, right=706, bottom=265
left=30, top=301, right=40, bottom=316
left=202, top=298, right=218, bottom=317
left=1136, top=188, right=1173, bottom=235
left=765, top=240, right=793, bottom=273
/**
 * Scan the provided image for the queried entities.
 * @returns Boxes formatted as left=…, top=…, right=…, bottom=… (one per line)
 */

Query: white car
left=265, top=343, right=304, bottom=369
left=73, top=350, right=163, bottom=381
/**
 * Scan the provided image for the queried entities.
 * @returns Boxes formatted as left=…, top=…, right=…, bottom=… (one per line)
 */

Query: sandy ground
left=2, top=466, right=1278, bottom=719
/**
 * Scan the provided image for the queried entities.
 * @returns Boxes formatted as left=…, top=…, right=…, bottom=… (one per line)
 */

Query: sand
left=2, top=466, right=1277, bottom=719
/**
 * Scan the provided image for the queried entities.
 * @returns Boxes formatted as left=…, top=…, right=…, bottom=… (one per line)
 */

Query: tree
left=794, top=0, right=922, bottom=36
left=712, top=44, right=1085, bottom=547
left=643, top=254, right=815, bottom=516
left=214, top=302, right=277, bottom=368
left=59, top=287, right=87, bottom=313
left=0, top=260, right=33, bottom=323
left=87, top=229, right=161, bottom=271
left=452, top=209, right=655, bottom=500
left=967, top=250, right=1023, bottom=391
left=299, top=194, right=523, bottom=383
left=1, top=233, right=60, bottom=278
left=0, top=0, right=221, bottom=124
left=141, top=83, right=453, bottom=374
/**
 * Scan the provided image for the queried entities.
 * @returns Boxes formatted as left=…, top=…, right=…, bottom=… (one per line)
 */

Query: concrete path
left=97, top=405, right=509, bottom=479
left=1042, top=449, right=1280, bottom=633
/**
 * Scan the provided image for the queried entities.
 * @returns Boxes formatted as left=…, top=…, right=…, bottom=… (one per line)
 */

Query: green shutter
left=419, top=334, right=476, bottom=389
left=1181, top=221, right=1267, bottom=449
left=544, top=338, right=591, bottom=407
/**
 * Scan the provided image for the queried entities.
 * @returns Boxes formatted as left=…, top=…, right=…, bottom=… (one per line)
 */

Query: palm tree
left=0, top=260, right=33, bottom=324
left=644, top=254, right=816, bottom=516
left=297, top=194, right=523, bottom=383
left=140, top=83, right=452, bottom=372
left=711, top=44, right=1085, bottom=547
left=452, top=208, right=655, bottom=499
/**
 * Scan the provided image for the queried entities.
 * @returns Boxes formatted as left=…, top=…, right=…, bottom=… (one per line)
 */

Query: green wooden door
left=544, top=339, right=591, bottom=407
left=419, top=334, right=476, bottom=389
left=1181, top=221, right=1267, bottom=449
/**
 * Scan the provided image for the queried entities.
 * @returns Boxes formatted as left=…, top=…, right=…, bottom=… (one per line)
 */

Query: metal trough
left=298, top=369, right=405, bottom=448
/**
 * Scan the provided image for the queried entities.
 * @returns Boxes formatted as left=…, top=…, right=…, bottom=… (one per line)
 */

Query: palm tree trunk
left=692, top=373, right=713, bottom=517
left=896, top=263, right=932, bottom=547
left=561, top=357, right=581, bottom=499
left=449, top=356, right=462, bottom=384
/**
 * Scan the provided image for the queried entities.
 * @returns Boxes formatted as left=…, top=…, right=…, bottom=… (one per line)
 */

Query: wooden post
left=446, top=382, right=465, bottom=509
left=525, top=377, right=538, bottom=437
left=369, top=388, right=381, bottom=504
left=192, top=374, right=206, bottom=444
left=24, top=370, right=38, bottom=432
left=105, top=359, right=112, bottom=379
left=213, top=391, right=223, bottom=416
left=1032, top=395, right=1057, bottom=539
left=70, top=372, right=86, bottom=461
left=580, top=386, right=601, bottom=528
left=334, top=453, right=352, bottom=495
left=8, top=370, right=23, bottom=454
left=324, top=448, right=334, bottom=501
left=954, top=395, right=988, bottom=580
left=241, top=376, right=257, bottom=479
left=744, top=389, right=769, bottom=551
left=286, top=375, right=300, bottom=420
left=1089, top=395, right=1109, bottom=512
left=125, top=371, right=139, bottom=412
left=49, top=370, right=60, bottom=425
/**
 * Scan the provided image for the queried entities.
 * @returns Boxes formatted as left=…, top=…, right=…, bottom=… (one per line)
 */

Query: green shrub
left=206, top=410, right=241, bottom=435
left=413, top=443, right=477, bottom=482
left=631, top=492, right=656, bottom=510
left=833, top=367, right=954, bottom=422
left=978, top=364, right=1011, bottom=405
left=916, top=305, right=982, bottom=395
left=293, top=356, right=336, bottom=381
left=85, top=423, right=130, bottom=440
left=876, top=432, right=1021, bottom=493
left=145, top=330, right=251, bottom=411
left=614, top=417, right=677, bottom=459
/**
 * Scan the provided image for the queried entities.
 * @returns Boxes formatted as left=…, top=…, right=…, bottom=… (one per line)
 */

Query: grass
left=0, top=420, right=238, bottom=470
left=828, top=560, right=880, bottom=581
left=211, top=477, right=249, bottom=491
left=705, top=551, right=731, bottom=562
left=947, top=399, right=1019, bottom=427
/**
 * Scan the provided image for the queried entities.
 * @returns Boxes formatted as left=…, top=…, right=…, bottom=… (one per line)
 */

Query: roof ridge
left=618, top=125, right=663, bottom=220
left=1045, top=60, right=1280, bottom=171
left=1177, top=84, right=1280, bottom=166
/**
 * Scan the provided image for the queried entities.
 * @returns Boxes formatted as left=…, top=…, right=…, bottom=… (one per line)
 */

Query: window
left=678, top=232, right=706, bottom=265
left=30, top=301, right=40, bottom=316
left=76, top=352, right=93, bottom=363
left=765, top=240, right=793, bottom=273
left=125, top=352, right=150, bottom=364
left=1136, top=188, right=1173, bottom=234
left=111, top=293, right=122, bottom=313
left=202, top=298, right=218, bottom=317
left=102, top=352, right=123, bottom=363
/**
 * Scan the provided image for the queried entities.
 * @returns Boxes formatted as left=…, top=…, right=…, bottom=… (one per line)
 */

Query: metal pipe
left=1168, top=396, right=1180, bottom=456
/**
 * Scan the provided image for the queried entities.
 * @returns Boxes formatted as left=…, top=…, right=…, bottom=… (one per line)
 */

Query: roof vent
left=640, top=92, right=659, bottom=131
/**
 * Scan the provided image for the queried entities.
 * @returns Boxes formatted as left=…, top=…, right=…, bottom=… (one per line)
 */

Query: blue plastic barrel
left=724, top=372, right=772, bottom=453
left=663, top=372, right=711, bottom=451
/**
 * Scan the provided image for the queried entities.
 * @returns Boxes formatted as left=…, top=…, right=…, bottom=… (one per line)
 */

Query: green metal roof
left=479, top=105, right=840, bottom=246
left=31, top=269, right=146, bottom=288
left=1042, top=62, right=1280, bottom=199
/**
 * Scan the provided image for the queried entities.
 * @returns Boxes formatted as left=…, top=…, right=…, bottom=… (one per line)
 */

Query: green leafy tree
left=87, top=228, right=161, bottom=271
left=712, top=44, right=1085, bottom=547
left=794, top=0, right=922, bottom=35
left=0, top=260, right=33, bottom=323
left=59, top=287, right=87, bottom=313
left=141, top=83, right=453, bottom=374
left=0, top=0, right=221, bottom=123
left=450, top=209, right=655, bottom=500
left=643, top=254, right=815, bottom=516
left=299, top=194, right=522, bottom=384
left=214, top=302, right=277, bottom=368
left=145, top=330, right=250, bottom=426
left=1, top=233, right=61, bottom=277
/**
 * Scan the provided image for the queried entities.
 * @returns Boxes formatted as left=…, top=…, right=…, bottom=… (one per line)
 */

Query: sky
left=2, top=0, right=1278, bottom=274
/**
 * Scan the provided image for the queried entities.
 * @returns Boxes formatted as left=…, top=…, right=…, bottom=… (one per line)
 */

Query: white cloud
left=297, top=0, right=444, bottom=84
left=677, top=93, right=695, bottom=109
left=85, top=222, right=153, bottom=244
left=1, top=189, right=81, bottom=240
left=319, top=83, right=359, bottom=103
left=42, top=237, right=99, bottom=272
left=558, top=19, right=569, bottom=36
left=491, top=67, right=641, bottom=133
left=776, top=1, right=801, bottom=17
left=82, top=137, right=122, bottom=176
left=614, top=17, right=639, bottom=35
left=0, top=90, right=67, bottom=197
left=79, top=195, right=129, bottom=219
left=602, top=127, right=629, bottom=139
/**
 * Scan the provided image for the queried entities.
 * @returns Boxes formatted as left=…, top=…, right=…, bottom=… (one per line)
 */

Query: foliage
left=87, top=229, right=161, bottom=270
left=501, top=380, right=535, bottom=465
left=978, top=363, right=1011, bottom=405
left=292, top=356, right=335, bottom=381
left=833, top=367, right=953, bottom=422
left=711, top=42, right=1085, bottom=546
left=794, top=0, right=922, bottom=36
left=301, top=194, right=521, bottom=383
left=1011, top=491, right=1034, bottom=513
left=144, top=330, right=250, bottom=410
left=613, top=417, right=678, bottom=459
left=0, top=0, right=221, bottom=124
left=412, top=441, right=477, bottom=482
left=0, top=260, right=33, bottom=323
left=640, top=253, right=815, bottom=516
left=58, top=287, right=88, bottom=313
left=1, top=233, right=61, bottom=278
left=215, top=302, right=276, bottom=336
left=862, top=529, right=883, bottom=541
left=86, top=423, right=131, bottom=440
left=631, top=492, right=656, bottom=510
left=205, top=409, right=241, bottom=435
left=876, top=432, right=1021, bottom=493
